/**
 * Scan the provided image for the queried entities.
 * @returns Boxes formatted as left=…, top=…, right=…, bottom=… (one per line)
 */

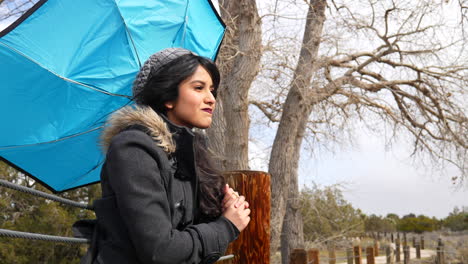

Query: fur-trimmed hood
left=101, top=105, right=176, bottom=153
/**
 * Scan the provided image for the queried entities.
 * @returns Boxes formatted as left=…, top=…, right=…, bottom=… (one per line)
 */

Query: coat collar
left=100, top=105, right=197, bottom=181
left=100, top=105, right=178, bottom=153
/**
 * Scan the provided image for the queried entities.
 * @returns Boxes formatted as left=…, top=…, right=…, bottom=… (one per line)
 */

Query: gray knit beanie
left=132, top=48, right=195, bottom=104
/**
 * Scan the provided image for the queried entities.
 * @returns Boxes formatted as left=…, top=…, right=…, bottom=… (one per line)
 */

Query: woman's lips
left=202, top=108, right=213, bottom=114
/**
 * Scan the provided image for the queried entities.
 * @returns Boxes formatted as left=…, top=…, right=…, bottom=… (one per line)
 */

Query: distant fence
left=289, top=236, right=461, bottom=264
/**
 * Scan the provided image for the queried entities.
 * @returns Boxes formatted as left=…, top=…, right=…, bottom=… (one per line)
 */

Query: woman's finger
left=222, top=189, right=237, bottom=205
left=244, top=208, right=251, bottom=216
left=223, top=195, right=238, bottom=209
left=234, top=196, right=245, bottom=208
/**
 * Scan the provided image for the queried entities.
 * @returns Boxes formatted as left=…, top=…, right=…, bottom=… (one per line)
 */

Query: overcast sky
left=2, top=0, right=466, bottom=219
left=298, top=133, right=467, bottom=219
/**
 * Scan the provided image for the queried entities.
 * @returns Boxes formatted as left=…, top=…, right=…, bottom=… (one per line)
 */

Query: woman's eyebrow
left=190, top=80, right=206, bottom=85
left=190, top=80, right=214, bottom=88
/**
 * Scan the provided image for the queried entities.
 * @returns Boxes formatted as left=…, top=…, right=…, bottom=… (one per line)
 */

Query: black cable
left=0, top=179, right=93, bottom=210
left=0, top=228, right=89, bottom=244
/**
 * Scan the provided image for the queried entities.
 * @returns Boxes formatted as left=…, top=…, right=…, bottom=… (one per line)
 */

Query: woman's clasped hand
left=222, top=184, right=251, bottom=232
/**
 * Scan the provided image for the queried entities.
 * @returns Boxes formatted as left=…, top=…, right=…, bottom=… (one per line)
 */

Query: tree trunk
left=281, top=192, right=305, bottom=264
left=269, top=0, right=327, bottom=258
left=208, top=0, right=262, bottom=171
left=269, top=88, right=308, bottom=258
left=206, top=95, right=227, bottom=169
left=281, top=105, right=312, bottom=264
left=280, top=118, right=306, bottom=264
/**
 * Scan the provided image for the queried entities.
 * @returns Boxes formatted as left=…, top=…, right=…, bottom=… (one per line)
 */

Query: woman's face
left=165, top=65, right=216, bottom=129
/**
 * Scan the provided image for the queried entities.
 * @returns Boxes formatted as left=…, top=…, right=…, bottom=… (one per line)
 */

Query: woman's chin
left=194, top=121, right=212, bottom=129
left=195, top=124, right=211, bottom=129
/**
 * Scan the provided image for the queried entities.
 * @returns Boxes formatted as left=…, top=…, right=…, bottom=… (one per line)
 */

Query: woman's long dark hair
left=133, top=53, right=225, bottom=220
left=193, top=134, right=225, bottom=220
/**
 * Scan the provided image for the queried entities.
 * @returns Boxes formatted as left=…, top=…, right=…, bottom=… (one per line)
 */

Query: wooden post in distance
left=354, top=246, right=362, bottom=264
left=366, top=247, right=375, bottom=264
left=374, top=240, right=379, bottom=256
left=416, top=243, right=421, bottom=259
left=395, top=236, right=401, bottom=262
left=290, top=249, right=307, bottom=264
left=308, top=249, right=320, bottom=264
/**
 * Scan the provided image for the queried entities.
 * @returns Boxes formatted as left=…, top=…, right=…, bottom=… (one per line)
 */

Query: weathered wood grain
left=223, top=170, right=271, bottom=264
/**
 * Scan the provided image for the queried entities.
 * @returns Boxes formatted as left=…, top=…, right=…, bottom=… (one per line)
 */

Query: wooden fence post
left=224, top=171, right=270, bottom=264
left=403, top=246, right=410, bottom=264
left=436, top=238, right=445, bottom=264
left=374, top=240, right=379, bottom=256
left=354, top=246, right=362, bottom=264
left=290, top=249, right=307, bottom=264
left=346, top=248, right=353, bottom=264
left=395, top=237, right=401, bottom=262
left=366, top=247, right=375, bottom=264
left=328, top=242, right=336, bottom=264
left=391, top=233, right=394, bottom=243
left=403, top=233, right=407, bottom=247
left=406, top=245, right=411, bottom=262
left=308, top=249, right=320, bottom=264
left=416, top=243, right=421, bottom=259
left=412, top=237, right=416, bottom=248
left=421, top=236, right=425, bottom=250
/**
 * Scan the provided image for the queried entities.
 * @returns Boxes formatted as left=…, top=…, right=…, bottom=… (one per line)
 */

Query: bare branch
left=250, top=100, right=281, bottom=122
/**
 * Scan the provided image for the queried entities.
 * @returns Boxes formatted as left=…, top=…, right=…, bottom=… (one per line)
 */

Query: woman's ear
left=165, top=101, right=174, bottom=110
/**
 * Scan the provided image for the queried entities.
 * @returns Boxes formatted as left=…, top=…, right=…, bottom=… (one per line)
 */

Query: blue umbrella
left=0, top=0, right=225, bottom=192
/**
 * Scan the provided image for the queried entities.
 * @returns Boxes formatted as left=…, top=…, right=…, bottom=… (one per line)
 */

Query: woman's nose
left=205, top=90, right=216, bottom=105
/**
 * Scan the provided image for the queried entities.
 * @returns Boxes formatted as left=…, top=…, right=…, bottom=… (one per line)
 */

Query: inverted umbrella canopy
left=0, top=0, right=225, bottom=192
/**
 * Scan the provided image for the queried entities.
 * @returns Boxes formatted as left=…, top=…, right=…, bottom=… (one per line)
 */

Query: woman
left=91, top=48, right=250, bottom=264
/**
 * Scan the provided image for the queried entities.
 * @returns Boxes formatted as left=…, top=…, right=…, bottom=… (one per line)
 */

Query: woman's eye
left=195, top=86, right=203, bottom=90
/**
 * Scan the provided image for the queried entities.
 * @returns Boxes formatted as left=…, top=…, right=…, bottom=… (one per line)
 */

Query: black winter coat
left=81, top=106, right=238, bottom=264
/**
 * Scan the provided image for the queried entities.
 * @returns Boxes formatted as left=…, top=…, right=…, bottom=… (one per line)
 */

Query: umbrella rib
left=170, top=0, right=190, bottom=47
left=181, top=0, right=190, bottom=46
left=0, top=41, right=131, bottom=98
left=111, top=0, right=141, bottom=68
left=0, top=126, right=103, bottom=151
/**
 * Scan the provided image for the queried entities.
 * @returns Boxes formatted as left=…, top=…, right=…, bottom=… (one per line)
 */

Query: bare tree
left=214, top=0, right=467, bottom=263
